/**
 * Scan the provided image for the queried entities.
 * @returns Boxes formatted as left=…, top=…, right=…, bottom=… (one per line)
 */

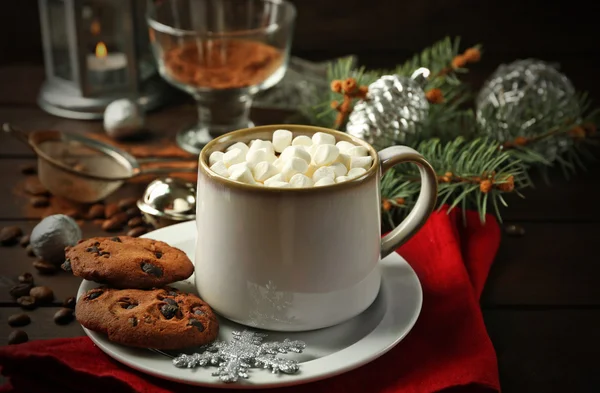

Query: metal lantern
left=37, top=0, right=172, bottom=119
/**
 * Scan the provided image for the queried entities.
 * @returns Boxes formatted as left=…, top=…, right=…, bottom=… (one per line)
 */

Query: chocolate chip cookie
left=76, top=286, right=219, bottom=350
left=64, top=236, right=194, bottom=289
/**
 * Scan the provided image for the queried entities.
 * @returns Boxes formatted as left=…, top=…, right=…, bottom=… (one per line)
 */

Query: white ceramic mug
left=195, top=125, right=437, bottom=331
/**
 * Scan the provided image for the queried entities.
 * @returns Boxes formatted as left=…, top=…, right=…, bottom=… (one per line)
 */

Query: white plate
left=78, top=221, right=423, bottom=389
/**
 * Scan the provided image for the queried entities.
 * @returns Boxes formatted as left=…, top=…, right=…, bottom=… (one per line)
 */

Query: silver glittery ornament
left=346, top=74, right=429, bottom=150
left=172, top=330, right=306, bottom=383
left=103, top=98, right=145, bottom=140
left=30, top=214, right=82, bottom=265
left=475, top=59, right=580, bottom=160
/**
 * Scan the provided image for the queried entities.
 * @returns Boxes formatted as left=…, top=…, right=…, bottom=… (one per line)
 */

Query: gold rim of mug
left=198, top=125, right=380, bottom=193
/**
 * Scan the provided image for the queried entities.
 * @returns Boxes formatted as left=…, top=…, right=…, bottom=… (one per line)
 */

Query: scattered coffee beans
left=8, top=313, right=31, bottom=327
left=18, top=272, right=34, bottom=284
left=127, top=227, right=147, bottom=238
left=0, top=226, right=23, bottom=246
left=8, top=330, right=28, bottom=345
left=118, top=197, right=138, bottom=211
left=64, top=209, right=81, bottom=219
left=20, top=164, right=37, bottom=175
left=33, top=260, right=58, bottom=275
left=102, top=212, right=128, bottom=232
left=17, top=296, right=37, bottom=310
left=54, top=308, right=74, bottom=325
left=62, top=296, right=76, bottom=309
left=19, top=234, right=30, bottom=247
left=9, top=283, right=33, bottom=298
left=104, top=203, right=120, bottom=219
left=30, top=286, right=54, bottom=304
left=127, top=217, right=144, bottom=228
left=88, top=204, right=105, bottom=219
left=125, top=207, right=140, bottom=219
left=24, top=177, right=50, bottom=196
left=30, top=196, right=50, bottom=207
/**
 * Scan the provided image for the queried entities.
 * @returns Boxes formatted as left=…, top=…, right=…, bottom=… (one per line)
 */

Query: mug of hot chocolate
left=195, top=125, right=437, bottom=331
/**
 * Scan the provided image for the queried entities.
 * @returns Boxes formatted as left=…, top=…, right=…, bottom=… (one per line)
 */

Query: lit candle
left=87, top=42, right=127, bottom=86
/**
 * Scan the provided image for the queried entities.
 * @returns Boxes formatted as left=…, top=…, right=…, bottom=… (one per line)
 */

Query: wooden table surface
left=0, top=65, right=599, bottom=393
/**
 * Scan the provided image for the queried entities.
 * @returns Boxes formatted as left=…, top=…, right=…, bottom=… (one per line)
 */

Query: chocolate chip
left=18, top=272, right=34, bottom=285
left=505, top=224, right=525, bottom=237
left=29, top=286, right=54, bottom=304
left=165, top=298, right=177, bottom=306
left=24, top=177, right=50, bottom=196
left=8, top=313, right=31, bottom=327
left=111, top=237, right=122, bottom=243
left=88, top=204, right=105, bottom=220
left=33, top=260, right=58, bottom=275
left=105, top=204, right=120, bottom=219
left=129, top=317, right=138, bottom=327
left=30, top=196, right=50, bottom=207
left=54, top=308, right=74, bottom=325
left=99, top=251, right=110, bottom=256
left=160, top=303, right=179, bottom=319
left=61, top=259, right=72, bottom=272
left=9, top=283, right=33, bottom=298
left=0, top=226, right=23, bottom=246
left=125, top=207, right=140, bottom=219
left=87, top=290, right=103, bottom=300
left=154, top=251, right=163, bottom=259
left=127, top=217, right=144, bottom=228
left=127, top=227, right=147, bottom=238
left=167, top=290, right=178, bottom=296
left=194, top=309, right=205, bottom=316
left=86, top=245, right=100, bottom=254
left=117, top=297, right=138, bottom=309
left=19, top=235, right=30, bottom=247
left=118, top=197, right=138, bottom=211
left=63, top=296, right=76, bottom=309
left=188, top=319, right=205, bottom=332
left=141, top=262, right=163, bottom=277
left=20, top=164, right=37, bottom=175
left=8, top=330, right=28, bottom=345
left=17, top=296, right=37, bottom=310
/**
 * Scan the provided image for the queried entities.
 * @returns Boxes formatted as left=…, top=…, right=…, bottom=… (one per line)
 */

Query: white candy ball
left=272, top=129, right=293, bottom=153
left=348, top=167, right=367, bottom=178
left=226, top=142, right=249, bottom=156
left=289, top=173, right=314, bottom=188
left=222, top=148, right=245, bottom=167
left=208, top=151, right=224, bottom=166
left=313, top=144, right=340, bottom=166
left=350, top=156, right=373, bottom=170
left=252, top=161, right=279, bottom=182
left=103, top=99, right=145, bottom=140
left=312, top=132, right=336, bottom=145
left=314, top=177, right=335, bottom=187
left=312, top=166, right=336, bottom=183
left=210, top=161, right=229, bottom=178
left=281, top=157, right=309, bottom=181
left=292, top=135, right=313, bottom=147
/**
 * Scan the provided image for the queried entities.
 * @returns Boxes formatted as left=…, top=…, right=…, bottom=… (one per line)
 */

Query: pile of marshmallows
left=207, top=130, right=373, bottom=188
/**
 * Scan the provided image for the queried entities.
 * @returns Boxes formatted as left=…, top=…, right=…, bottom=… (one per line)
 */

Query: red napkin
left=0, top=205, right=501, bottom=393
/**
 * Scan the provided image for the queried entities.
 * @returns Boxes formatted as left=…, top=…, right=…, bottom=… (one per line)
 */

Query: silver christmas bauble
left=475, top=59, right=580, bottom=160
left=346, top=75, right=429, bottom=150
left=30, top=214, right=82, bottom=265
left=103, top=98, right=145, bottom=140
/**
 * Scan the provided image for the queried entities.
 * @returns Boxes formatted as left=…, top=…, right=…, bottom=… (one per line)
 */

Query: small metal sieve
left=3, top=123, right=198, bottom=204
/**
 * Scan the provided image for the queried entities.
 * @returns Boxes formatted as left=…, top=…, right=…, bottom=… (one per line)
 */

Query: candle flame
left=95, top=42, right=108, bottom=58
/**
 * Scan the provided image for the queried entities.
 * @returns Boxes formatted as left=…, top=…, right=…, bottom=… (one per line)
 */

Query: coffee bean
left=127, top=227, right=147, bottom=238
left=30, top=196, right=50, bottom=208
left=127, top=217, right=144, bottom=228
left=26, top=244, right=36, bottom=257
left=63, top=296, right=76, bottom=309
left=17, top=296, right=37, bottom=310
left=8, top=330, right=28, bottom=345
left=61, top=259, right=72, bottom=272
left=102, top=212, right=128, bottom=232
left=20, top=164, right=37, bottom=175
left=64, top=209, right=81, bottom=219
left=188, top=319, right=205, bottom=332
left=33, top=260, right=58, bottom=275
left=8, top=313, right=31, bottom=327
left=105, top=203, right=120, bottom=219
left=88, top=204, right=105, bottom=219
left=505, top=224, right=525, bottom=237
left=9, top=283, right=33, bottom=298
left=118, top=197, right=138, bottom=211
left=18, top=272, right=34, bottom=285
left=0, top=226, right=23, bottom=246
left=93, top=219, right=104, bottom=226
left=24, top=177, right=50, bottom=196
left=141, top=262, right=162, bottom=277
left=125, top=207, right=140, bottom=219
left=30, top=286, right=54, bottom=304
left=129, top=317, right=138, bottom=327
left=19, top=235, right=30, bottom=247
left=160, top=303, right=179, bottom=319
left=53, top=308, right=74, bottom=325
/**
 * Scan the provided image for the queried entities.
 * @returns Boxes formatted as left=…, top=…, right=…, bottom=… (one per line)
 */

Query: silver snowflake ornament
left=172, top=330, right=306, bottom=383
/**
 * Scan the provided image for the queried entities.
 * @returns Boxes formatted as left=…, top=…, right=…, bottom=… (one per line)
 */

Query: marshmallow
left=208, top=151, right=224, bottom=166
left=280, top=146, right=311, bottom=165
left=314, top=177, right=335, bottom=187
left=272, top=129, right=293, bottom=153
left=336, top=141, right=355, bottom=154
left=305, top=163, right=318, bottom=178
left=289, top=173, right=314, bottom=188
left=334, top=153, right=352, bottom=169
left=330, top=162, right=348, bottom=177
left=312, top=132, right=336, bottom=145
left=229, top=166, right=256, bottom=184
left=265, top=181, right=291, bottom=188
left=281, top=157, right=309, bottom=181
left=350, top=156, right=373, bottom=170
left=347, top=146, right=369, bottom=157
left=263, top=173, right=285, bottom=186
left=252, top=161, right=278, bottom=182
left=228, top=162, right=249, bottom=175
left=248, top=139, right=275, bottom=155
left=347, top=167, right=367, bottom=178
left=222, top=148, right=245, bottom=167
left=292, top=135, right=313, bottom=147
left=313, top=144, right=340, bottom=166
left=312, top=166, right=336, bottom=183
left=272, top=157, right=284, bottom=171
left=210, top=161, right=229, bottom=178
left=246, top=148, right=276, bottom=169
left=226, top=142, right=249, bottom=156
left=335, top=175, right=349, bottom=183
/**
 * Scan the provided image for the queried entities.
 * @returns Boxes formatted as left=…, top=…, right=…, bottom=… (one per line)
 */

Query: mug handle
left=378, top=146, right=438, bottom=259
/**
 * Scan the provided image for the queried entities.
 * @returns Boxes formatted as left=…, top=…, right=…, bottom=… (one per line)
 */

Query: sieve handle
left=2, top=123, right=33, bottom=149
left=138, top=166, right=198, bottom=176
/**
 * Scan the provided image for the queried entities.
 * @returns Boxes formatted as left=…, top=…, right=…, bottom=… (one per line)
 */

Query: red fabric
left=0, top=205, right=501, bottom=393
